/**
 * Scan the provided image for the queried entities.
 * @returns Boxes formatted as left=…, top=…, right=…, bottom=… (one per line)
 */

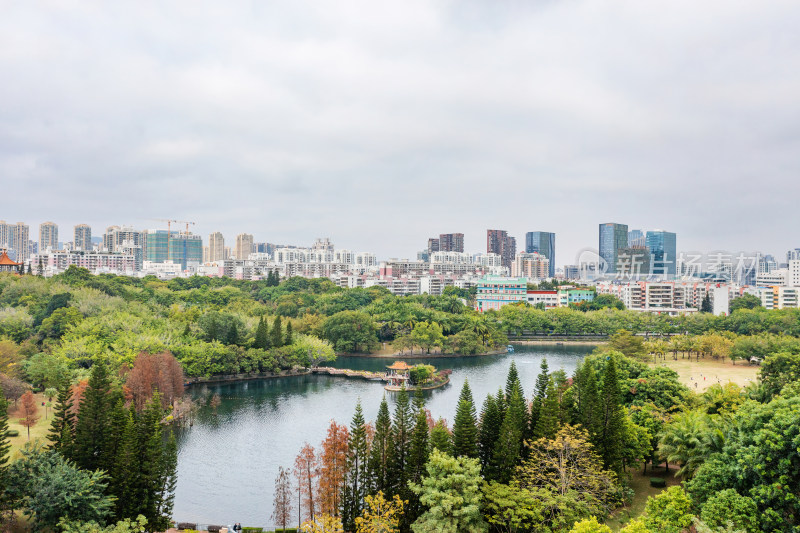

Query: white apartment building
left=511, top=252, right=550, bottom=280
left=36, top=250, right=137, bottom=275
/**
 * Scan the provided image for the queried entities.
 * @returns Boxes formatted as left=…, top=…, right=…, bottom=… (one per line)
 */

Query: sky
left=2, top=1, right=799, bottom=266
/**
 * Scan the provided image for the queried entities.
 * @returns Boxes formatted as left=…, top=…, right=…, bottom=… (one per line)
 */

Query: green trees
left=759, top=351, right=800, bottom=397
left=6, top=444, right=114, bottom=529
left=642, top=486, right=693, bottom=533
left=322, top=311, right=379, bottom=353
left=598, top=357, right=625, bottom=474
left=255, top=316, right=270, bottom=349
left=698, top=489, right=757, bottom=532
left=409, top=450, right=487, bottom=533
left=47, top=383, right=75, bottom=456
left=481, top=481, right=542, bottom=533
left=73, top=358, right=115, bottom=472
left=657, top=409, right=716, bottom=479
left=729, top=293, right=761, bottom=314
left=368, top=398, right=393, bottom=495
left=342, top=402, right=371, bottom=532
left=0, top=387, right=10, bottom=504
left=491, top=388, right=527, bottom=483
left=452, top=380, right=479, bottom=458
left=477, top=393, right=502, bottom=478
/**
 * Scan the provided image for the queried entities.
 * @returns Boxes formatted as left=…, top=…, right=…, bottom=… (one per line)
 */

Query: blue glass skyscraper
left=525, top=231, right=555, bottom=277
left=599, top=223, right=628, bottom=274
left=646, top=230, right=677, bottom=277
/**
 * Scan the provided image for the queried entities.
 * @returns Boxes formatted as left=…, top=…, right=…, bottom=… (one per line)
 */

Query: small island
left=384, top=361, right=451, bottom=391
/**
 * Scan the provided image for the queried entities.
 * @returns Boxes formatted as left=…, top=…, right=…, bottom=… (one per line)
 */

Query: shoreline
left=510, top=339, right=606, bottom=346
left=340, top=349, right=506, bottom=359
left=184, top=369, right=311, bottom=386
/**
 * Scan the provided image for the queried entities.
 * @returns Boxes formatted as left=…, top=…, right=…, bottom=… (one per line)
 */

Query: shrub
left=649, top=477, right=665, bottom=488
left=207, top=526, right=223, bottom=533
left=242, top=528, right=264, bottom=533
left=176, top=523, right=197, bottom=530
left=6, top=429, right=19, bottom=437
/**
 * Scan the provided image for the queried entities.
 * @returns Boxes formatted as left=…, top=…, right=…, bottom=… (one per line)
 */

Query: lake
left=172, top=343, right=596, bottom=528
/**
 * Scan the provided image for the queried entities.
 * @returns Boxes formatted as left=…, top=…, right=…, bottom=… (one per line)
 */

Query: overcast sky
left=2, top=1, right=799, bottom=265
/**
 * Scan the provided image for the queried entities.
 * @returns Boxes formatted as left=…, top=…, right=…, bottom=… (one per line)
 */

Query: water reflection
left=173, top=344, right=595, bottom=528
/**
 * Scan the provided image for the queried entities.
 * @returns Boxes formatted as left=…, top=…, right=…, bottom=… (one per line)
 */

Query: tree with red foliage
left=318, top=420, right=349, bottom=517
left=294, top=443, right=319, bottom=525
left=125, top=351, right=184, bottom=411
left=18, top=390, right=40, bottom=440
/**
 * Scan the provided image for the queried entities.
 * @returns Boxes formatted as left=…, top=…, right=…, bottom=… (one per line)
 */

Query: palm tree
left=657, top=409, right=714, bottom=478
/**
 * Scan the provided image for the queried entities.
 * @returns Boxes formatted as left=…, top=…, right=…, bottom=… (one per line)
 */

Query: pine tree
left=368, top=397, right=393, bottom=495
left=491, top=387, right=527, bottom=483
left=505, top=361, right=524, bottom=403
left=37, top=257, right=44, bottom=276
left=154, top=430, right=178, bottom=531
left=271, top=316, right=284, bottom=348
left=527, top=359, right=550, bottom=443
left=73, top=358, right=113, bottom=472
left=47, top=383, right=75, bottom=458
left=477, top=392, right=502, bottom=479
left=341, top=401, right=370, bottom=532
left=0, top=388, right=10, bottom=501
left=406, top=391, right=430, bottom=526
left=701, top=292, right=713, bottom=313
left=111, top=409, right=138, bottom=518
left=429, top=419, right=452, bottom=455
left=572, top=363, right=602, bottom=440
left=599, top=357, right=625, bottom=475
left=388, top=386, right=413, bottom=497
left=452, top=380, right=479, bottom=458
left=533, top=377, right=559, bottom=440
left=285, top=321, right=293, bottom=345
left=26, top=263, right=32, bottom=275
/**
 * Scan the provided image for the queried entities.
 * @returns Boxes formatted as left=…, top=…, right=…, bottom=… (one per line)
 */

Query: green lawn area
left=648, top=354, right=758, bottom=392
left=606, top=464, right=682, bottom=530
left=7, top=392, right=53, bottom=459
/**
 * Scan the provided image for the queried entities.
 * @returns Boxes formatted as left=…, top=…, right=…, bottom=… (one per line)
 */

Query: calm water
left=173, top=343, right=595, bottom=528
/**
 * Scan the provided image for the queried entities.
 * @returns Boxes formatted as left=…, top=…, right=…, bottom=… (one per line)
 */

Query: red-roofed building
left=0, top=249, right=22, bottom=272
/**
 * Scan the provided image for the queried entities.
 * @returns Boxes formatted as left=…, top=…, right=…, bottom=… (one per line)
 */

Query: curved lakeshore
left=385, top=375, right=450, bottom=392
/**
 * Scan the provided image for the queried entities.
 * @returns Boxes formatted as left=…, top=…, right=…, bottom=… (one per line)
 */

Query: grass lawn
left=606, top=464, right=682, bottom=531
left=647, top=354, right=758, bottom=392
left=7, top=392, right=53, bottom=459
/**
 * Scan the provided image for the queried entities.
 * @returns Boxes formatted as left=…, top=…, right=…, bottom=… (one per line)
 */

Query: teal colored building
left=475, top=276, right=528, bottom=312
left=143, top=230, right=202, bottom=269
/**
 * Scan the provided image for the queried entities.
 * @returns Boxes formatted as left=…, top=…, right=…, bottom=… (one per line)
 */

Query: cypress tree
left=478, top=392, right=502, bottom=479
left=226, top=322, right=239, bottom=346
left=491, top=387, right=527, bottom=483
left=389, top=385, right=413, bottom=496
left=254, top=316, right=270, bottom=349
left=599, top=357, right=625, bottom=475
left=73, top=358, right=113, bottom=472
left=452, top=380, right=478, bottom=458
left=368, top=397, right=392, bottom=494
left=207, top=317, right=219, bottom=342
left=533, top=377, right=559, bottom=440
left=0, top=388, right=10, bottom=500
left=37, top=257, right=44, bottom=276
left=271, top=316, right=283, bottom=348
left=102, top=397, right=128, bottom=475
left=429, top=419, right=452, bottom=455
left=342, top=401, right=370, bottom=532
left=47, top=383, right=75, bottom=458
left=285, top=321, right=293, bottom=346
left=154, top=430, right=178, bottom=531
left=26, top=263, right=32, bottom=275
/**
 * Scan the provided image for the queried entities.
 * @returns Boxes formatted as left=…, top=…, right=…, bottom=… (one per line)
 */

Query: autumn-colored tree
left=18, top=390, right=40, bottom=441
left=300, top=513, right=343, bottom=533
left=124, top=352, right=184, bottom=411
left=318, top=421, right=349, bottom=517
left=355, top=491, right=405, bottom=533
left=515, top=425, right=618, bottom=523
left=295, top=443, right=320, bottom=524
left=0, top=373, right=27, bottom=404
left=273, top=466, right=293, bottom=531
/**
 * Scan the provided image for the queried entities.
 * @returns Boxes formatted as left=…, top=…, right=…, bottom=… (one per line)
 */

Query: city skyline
left=2, top=2, right=800, bottom=261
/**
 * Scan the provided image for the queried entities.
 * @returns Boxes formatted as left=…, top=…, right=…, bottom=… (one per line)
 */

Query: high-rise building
left=511, top=252, right=550, bottom=279
left=525, top=231, right=555, bottom=278
left=628, top=229, right=646, bottom=248
left=616, top=247, right=651, bottom=278
left=143, top=229, right=202, bottom=269
left=427, top=238, right=440, bottom=256
left=487, top=229, right=516, bottom=269
left=102, top=225, right=143, bottom=270
left=599, top=222, right=628, bottom=275
left=39, top=222, right=59, bottom=252
left=0, top=221, right=13, bottom=255
left=235, top=233, right=254, bottom=260
left=74, top=224, right=92, bottom=251
left=646, top=230, right=677, bottom=277
left=208, top=232, right=225, bottom=262
left=787, top=249, right=800, bottom=263
left=439, top=233, right=464, bottom=253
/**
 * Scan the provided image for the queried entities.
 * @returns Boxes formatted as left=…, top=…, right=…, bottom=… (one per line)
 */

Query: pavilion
left=0, top=249, right=22, bottom=273
left=386, top=361, right=410, bottom=387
